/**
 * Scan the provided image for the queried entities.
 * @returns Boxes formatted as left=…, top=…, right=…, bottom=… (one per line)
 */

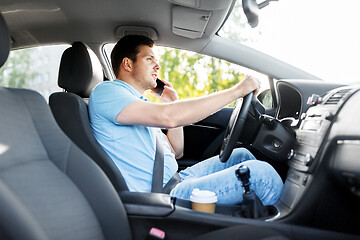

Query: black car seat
left=49, top=42, right=129, bottom=192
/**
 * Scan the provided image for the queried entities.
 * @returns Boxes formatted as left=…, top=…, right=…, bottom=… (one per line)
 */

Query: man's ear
left=122, top=57, right=133, bottom=72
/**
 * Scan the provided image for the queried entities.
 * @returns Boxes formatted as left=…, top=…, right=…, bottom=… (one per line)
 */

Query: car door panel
left=178, top=108, right=232, bottom=170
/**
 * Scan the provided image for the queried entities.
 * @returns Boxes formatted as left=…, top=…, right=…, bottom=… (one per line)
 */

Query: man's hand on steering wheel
left=219, top=76, right=260, bottom=163
left=236, top=75, right=261, bottom=98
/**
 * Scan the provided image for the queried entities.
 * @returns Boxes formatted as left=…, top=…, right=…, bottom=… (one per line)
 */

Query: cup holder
left=174, top=197, right=279, bottom=220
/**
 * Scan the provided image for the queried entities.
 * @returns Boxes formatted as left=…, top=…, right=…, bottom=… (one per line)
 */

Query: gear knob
left=235, top=165, right=251, bottom=193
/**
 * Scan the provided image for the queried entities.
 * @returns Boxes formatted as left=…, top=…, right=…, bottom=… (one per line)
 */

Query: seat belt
left=163, top=172, right=180, bottom=194
left=152, top=134, right=181, bottom=193
left=151, top=135, right=165, bottom=193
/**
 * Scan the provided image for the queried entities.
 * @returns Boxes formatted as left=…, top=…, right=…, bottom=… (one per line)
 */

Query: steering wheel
left=219, top=92, right=254, bottom=162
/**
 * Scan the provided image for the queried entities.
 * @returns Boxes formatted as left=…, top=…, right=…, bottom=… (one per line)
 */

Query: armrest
left=119, top=191, right=175, bottom=217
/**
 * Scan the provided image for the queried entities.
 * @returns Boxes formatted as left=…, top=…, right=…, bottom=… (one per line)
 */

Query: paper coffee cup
left=190, top=188, right=217, bottom=213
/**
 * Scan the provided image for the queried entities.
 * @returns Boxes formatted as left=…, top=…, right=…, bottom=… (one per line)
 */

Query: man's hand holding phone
left=153, top=78, right=166, bottom=96
left=151, top=78, right=178, bottom=103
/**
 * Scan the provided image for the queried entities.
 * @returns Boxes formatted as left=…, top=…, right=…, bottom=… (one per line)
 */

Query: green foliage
left=0, top=49, right=38, bottom=88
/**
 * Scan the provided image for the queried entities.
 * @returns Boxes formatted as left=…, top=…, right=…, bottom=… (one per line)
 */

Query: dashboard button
left=325, top=111, right=334, bottom=121
left=305, top=153, right=313, bottom=166
left=307, top=94, right=322, bottom=106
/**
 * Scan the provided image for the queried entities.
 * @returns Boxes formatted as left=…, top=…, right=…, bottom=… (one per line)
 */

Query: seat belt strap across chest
left=151, top=134, right=164, bottom=193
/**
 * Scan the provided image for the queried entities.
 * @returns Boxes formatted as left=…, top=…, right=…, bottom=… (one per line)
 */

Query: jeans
left=170, top=148, right=283, bottom=205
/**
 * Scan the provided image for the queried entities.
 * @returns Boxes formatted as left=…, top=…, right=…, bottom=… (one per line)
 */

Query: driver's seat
left=49, top=42, right=129, bottom=192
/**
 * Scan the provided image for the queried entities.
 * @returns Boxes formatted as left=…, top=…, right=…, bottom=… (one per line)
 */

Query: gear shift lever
left=235, top=164, right=268, bottom=218
left=236, top=164, right=251, bottom=193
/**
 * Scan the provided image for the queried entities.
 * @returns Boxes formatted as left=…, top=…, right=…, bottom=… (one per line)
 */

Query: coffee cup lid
left=190, top=188, right=217, bottom=203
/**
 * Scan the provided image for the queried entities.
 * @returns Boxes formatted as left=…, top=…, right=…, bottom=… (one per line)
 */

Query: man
left=89, top=35, right=283, bottom=205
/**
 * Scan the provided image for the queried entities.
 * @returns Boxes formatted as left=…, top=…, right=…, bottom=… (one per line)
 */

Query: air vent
left=324, top=88, right=350, bottom=105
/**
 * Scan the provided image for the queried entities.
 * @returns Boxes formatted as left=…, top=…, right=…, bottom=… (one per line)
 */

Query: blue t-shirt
left=88, top=80, right=178, bottom=192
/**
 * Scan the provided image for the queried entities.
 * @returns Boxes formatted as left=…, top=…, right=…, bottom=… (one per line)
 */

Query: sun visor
left=172, top=6, right=211, bottom=39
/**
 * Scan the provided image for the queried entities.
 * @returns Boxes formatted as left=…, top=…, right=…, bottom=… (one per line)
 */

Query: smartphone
left=153, top=78, right=165, bottom=96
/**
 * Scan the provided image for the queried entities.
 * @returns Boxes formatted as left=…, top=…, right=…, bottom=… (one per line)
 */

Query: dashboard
left=271, top=80, right=360, bottom=234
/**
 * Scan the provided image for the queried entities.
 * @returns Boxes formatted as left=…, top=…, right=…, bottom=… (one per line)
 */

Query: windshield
left=220, top=0, right=360, bottom=85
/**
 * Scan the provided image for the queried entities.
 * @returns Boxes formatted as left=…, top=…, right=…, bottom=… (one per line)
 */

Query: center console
left=278, top=86, right=354, bottom=217
left=119, top=188, right=279, bottom=220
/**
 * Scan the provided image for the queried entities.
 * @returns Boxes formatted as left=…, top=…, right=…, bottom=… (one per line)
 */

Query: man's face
left=131, top=45, right=160, bottom=91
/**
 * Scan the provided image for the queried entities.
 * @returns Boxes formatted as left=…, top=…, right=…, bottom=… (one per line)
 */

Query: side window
left=0, top=45, right=70, bottom=101
left=104, top=44, right=269, bottom=106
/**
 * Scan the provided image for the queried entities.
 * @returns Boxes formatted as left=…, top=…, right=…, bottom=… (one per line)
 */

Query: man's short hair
left=111, top=35, right=154, bottom=77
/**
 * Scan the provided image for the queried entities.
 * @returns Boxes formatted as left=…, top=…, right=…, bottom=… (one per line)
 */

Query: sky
left=237, top=0, right=360, bottom=84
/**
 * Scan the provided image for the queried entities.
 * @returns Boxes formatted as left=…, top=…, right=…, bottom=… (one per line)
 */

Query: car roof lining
left=2, top=0, right=234, bottom=52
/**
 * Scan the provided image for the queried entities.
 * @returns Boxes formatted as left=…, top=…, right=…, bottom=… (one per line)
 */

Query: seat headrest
left=0, top=13, right=10, bottom=68
left=58, top=42, right=103, bottom=98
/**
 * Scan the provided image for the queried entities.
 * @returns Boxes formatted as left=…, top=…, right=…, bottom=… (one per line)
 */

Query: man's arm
left=154, top=80, right=184, bottom=158
left=116, top=75, right=260, bottom=129
left=163, top=127, right=184, bottom=159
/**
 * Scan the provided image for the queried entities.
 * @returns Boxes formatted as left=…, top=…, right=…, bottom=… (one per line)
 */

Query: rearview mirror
left=242, top=0, right=278, bottom=28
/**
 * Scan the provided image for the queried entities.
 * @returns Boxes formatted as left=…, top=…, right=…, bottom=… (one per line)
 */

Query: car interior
left=1, top=0, right=360, bottom=239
